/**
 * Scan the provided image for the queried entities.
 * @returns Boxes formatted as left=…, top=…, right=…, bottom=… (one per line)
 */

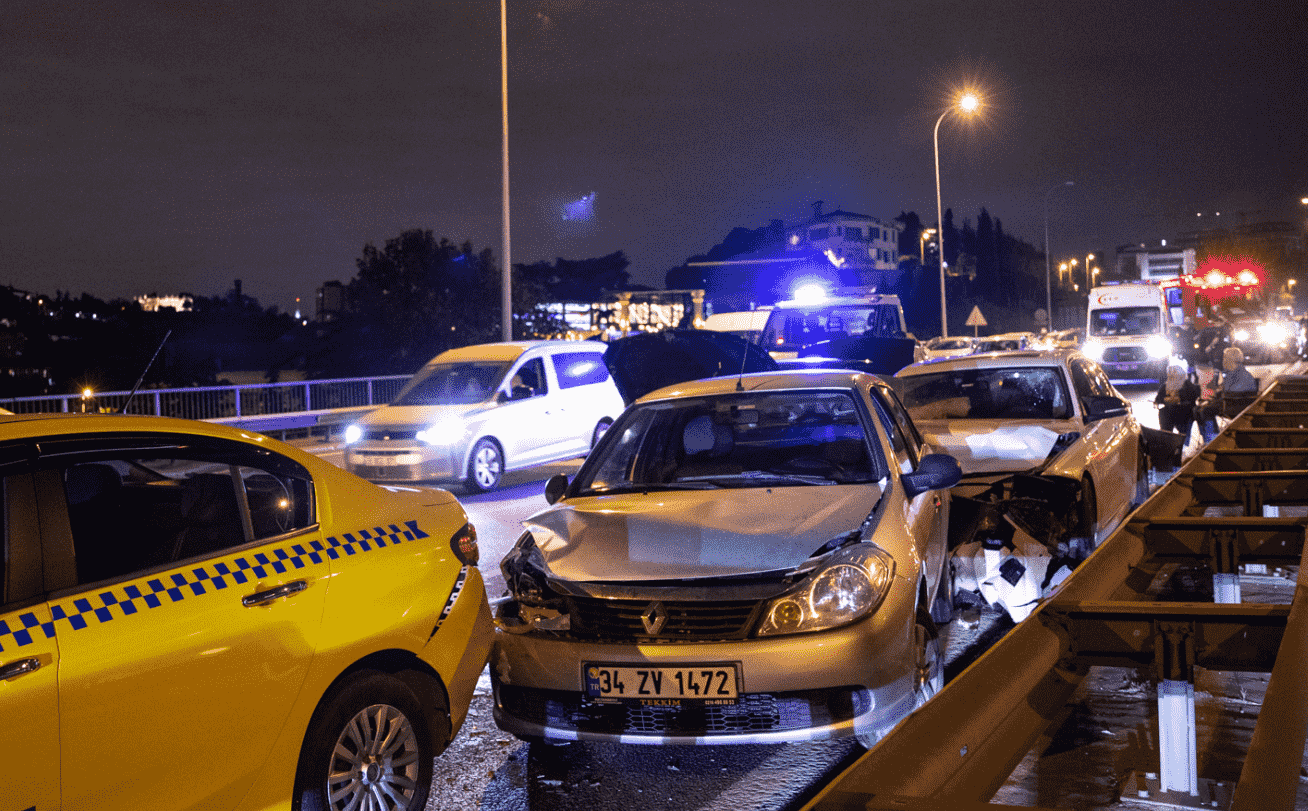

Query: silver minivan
left=343, top=341, right=625, bottom=491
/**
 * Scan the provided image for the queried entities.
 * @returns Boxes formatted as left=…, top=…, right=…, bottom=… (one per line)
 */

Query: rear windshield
left=392, top=362, right=511, bottom=406
left=897, top=366, right=1073, bottom=421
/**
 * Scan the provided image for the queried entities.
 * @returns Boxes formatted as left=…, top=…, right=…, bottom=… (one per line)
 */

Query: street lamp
left=1043, top=181, right=1074, bottom=331
left=934, top=92, right=981, bottom=337
left=920, top=228, right=936, bottom=265
left=500, top=0, right=513, bottom=341
left=1085, top=253, right=1095, bottom=290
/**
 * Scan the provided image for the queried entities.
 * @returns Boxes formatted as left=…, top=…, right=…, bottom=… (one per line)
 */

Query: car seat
left=677, top=415, right=741, bottom=478
left=172, top=473, right=245, bottom=561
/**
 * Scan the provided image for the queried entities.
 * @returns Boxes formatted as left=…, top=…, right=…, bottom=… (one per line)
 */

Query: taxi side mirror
left=544, top=474, right=569, bottom=505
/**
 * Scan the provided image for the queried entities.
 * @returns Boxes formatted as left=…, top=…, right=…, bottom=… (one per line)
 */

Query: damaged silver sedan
left=491, top=369, right=960, bottom=747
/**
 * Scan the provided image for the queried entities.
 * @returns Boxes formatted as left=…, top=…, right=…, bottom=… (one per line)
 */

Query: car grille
left=563, top=596, right=763, bottom=641
left=1104, top=346, right=1147, bottom=363
left=364, top=429, right=418, bottom=441
left=499, top=685, right=868, bottom=737
left=350, top=463, right=423, bottom=480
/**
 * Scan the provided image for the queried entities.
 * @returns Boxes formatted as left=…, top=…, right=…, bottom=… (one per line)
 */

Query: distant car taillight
left=451, top=523, right=480, bottom=566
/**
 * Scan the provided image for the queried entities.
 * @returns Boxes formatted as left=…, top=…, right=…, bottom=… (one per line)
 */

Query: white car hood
left=359, top=402, right=488, bottom=427
left=914, top=419, right=1072, bottom=474
left=522, top=485, right=885, bottom=582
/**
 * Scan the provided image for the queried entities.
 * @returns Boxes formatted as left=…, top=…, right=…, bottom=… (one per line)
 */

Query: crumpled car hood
left=522, top=486, right=885, bottom=582
left=914, top=420, right=1071, bottom=474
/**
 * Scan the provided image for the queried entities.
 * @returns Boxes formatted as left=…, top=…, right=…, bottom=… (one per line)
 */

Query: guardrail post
left=1156, top=621, right=1198, bottom=796
left=1209, top=527, right=1241, bottom=605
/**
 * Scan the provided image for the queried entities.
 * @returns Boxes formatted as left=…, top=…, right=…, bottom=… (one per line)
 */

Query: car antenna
left=120, top=329, right=171, bottom=414
left=735, top=339, right=751, bottom=391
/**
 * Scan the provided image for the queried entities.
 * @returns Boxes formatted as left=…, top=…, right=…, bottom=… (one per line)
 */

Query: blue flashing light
left=791, top=282, right=828, bottom=304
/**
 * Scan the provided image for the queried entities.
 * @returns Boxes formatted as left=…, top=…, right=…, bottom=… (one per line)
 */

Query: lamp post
left=920, top=228, right=936, bottom=265
left=1085, top=253, right=1095, bottom=291
left=499, top=0, right=513, bottom=341
left=934, top=92, right=980, bottom=337
left=1043, top=181, right=1074, bottom=331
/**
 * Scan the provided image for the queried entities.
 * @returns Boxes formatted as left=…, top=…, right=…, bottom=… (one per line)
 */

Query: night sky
left=5, top=1, right=1305, bottom=314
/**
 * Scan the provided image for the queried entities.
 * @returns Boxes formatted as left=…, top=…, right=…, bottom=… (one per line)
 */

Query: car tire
left=292, top=670, right=442, bottom=811
left=466, top=438, right=503, bottom=493
left=1132, top=444, right=1151, bottom=509
left=1075, top=477, right=1098, bottom=555
left=912, top=607, right=943, bottom=710
left=929, top=562, right=954, bottom=626
left=590, top=419, right=612, bottom=450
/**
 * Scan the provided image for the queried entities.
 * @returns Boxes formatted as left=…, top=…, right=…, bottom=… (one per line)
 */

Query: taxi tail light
left=451, top=522, right=479, bottom=565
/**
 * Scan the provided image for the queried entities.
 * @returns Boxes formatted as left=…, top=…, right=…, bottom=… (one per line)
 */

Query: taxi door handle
left=242, top=580, right=309, bottom=607
left=0, top=657, right=41, bottom=681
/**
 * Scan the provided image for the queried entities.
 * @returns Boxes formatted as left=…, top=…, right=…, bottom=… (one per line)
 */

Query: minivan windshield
left=1089, top=306, right=1161, bottom=337
left=392, top=362, right=512, bottom=406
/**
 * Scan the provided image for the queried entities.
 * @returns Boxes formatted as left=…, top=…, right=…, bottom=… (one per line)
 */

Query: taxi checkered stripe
left=0, top=520, right=429, bottom=652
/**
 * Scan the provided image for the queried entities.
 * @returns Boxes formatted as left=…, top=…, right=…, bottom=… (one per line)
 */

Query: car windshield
left=391, top=361, right=511, bottom=406
left=1089, top=306, right=1160, bottom=337
left=897, top=366, right=1073, bottom=420
left=573, top=390, right=885, bottom=494
left=930, top=338, right=971, bottom=351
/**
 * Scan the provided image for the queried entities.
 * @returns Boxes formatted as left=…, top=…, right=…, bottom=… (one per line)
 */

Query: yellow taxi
left=0, top=413, right=493, bottom=811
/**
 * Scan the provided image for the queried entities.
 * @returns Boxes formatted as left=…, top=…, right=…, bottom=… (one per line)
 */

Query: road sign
left=966, top=306, right=987, bottom=327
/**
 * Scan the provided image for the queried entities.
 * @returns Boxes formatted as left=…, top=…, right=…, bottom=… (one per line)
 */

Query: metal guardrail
left=802, top=375, right=1308, bottom=811
left=1, top=375, right=408, bottom=435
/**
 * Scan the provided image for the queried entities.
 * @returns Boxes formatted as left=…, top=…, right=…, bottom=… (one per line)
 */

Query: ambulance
left=1082, top=282, right=1173, bottom=382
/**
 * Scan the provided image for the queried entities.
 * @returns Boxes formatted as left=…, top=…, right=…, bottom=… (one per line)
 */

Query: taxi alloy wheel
left=912, top=608, right=943, bottom=710
left=295, top=671, right=437, bottom=811
left=468, top=438, right=503, bottom=493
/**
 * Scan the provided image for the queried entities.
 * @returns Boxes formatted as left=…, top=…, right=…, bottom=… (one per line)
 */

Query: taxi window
left=57, top=449, right=314, bottom=587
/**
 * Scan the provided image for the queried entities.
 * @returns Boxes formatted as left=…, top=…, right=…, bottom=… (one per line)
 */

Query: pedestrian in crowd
left=1198, top=346, right=1257, bottom=441
left=1155, top=365, right=1200, bottom=459
left=1174, top=316, right=1201, bottom=371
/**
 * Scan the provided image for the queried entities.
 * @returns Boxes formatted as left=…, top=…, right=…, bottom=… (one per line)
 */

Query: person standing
left=1199, top=347, right=1257, bottom=441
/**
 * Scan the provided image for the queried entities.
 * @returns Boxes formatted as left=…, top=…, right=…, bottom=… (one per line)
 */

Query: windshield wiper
left=582, top=481, right=722, bottom=496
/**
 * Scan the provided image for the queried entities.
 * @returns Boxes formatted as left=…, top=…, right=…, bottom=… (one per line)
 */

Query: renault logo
left=640, top=601, right=667, bottom=635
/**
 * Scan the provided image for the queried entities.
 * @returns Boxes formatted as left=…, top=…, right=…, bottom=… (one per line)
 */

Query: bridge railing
left=1, top=375, right=410, bottom=437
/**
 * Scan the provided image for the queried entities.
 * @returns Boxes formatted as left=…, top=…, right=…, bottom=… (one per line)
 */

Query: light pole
left=934, top=92, right=980, bottom=337
left=1085, top=253, right=1095, bottom=291
left=920, top=228, right=936, bottom=265
left=500, top=0, right=513, bottom=341
left=1043, top=181, right=1074, bottom=331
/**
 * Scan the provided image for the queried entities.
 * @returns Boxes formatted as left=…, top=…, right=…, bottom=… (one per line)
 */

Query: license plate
left=1116, top=363, right=1139, bottom=371
left=583, top=663, right=740, bottom=705
left=372, top=453, right=420, bottom=466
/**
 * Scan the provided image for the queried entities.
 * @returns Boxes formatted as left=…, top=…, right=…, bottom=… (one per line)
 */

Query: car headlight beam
left=1146, top=334, right=1173, bottom=359
left=1081, top=340, right=1104, bottom=361
left=757, top=544, right=895, bottom=636
left=343, top=424, right=362, bottom=445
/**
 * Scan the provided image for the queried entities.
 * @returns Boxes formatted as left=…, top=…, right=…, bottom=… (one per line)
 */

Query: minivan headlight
left=1258, top=322, right=1288, bottom=345
left=343, top=424, right=362, bottom=444
left=1146, top=334, right=1173, bottom=359
left=757, top=544, right=895, bottom=636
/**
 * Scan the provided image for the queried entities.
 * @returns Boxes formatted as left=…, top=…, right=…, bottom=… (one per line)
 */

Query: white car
left=915, top=335, right=976, bottom=362
left=344, top=341, right=626, bottom=492
left=973, top=331, right=1036, bottom=354
left=894, top=349, right=1147, bottom=548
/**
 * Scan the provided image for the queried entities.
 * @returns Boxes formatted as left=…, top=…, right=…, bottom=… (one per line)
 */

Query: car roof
left=429, top=340, right=601, bottom=364
left=896, top=348, right=1079, bottom=376
left=0, top=411, right=293, bottom=444
left=636, top=368, right=879, bottom=404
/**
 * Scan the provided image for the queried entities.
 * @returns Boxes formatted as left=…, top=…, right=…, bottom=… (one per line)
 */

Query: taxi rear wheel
left=466, top=438, right=504, bottom=493
left=912, top=607, right=943, bottom=710
left=294, top=671, right=440, bottom=811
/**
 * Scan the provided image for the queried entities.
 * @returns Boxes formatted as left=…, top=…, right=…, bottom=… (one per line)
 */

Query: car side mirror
left=544, top=473, right=569, bottom=505
left=901, top=453, right=962, bottom=499
left=511, top=385, right=534, bottom=400
left=1083, top=395, right=1129, bottom=422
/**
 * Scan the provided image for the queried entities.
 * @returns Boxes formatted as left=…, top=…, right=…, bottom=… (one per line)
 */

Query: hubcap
left=474, top=446, right=500, bottom=488
left=326, top=703, right=420, bottom=811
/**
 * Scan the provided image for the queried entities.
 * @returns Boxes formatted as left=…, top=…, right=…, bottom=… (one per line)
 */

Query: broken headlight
left=757, top=544, right=896, bottom=636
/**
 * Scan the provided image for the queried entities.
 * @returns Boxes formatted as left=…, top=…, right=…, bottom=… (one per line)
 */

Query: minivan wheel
left=293, top=671, right=438, bottom=811
left=467, top=438, right=503, bottom=493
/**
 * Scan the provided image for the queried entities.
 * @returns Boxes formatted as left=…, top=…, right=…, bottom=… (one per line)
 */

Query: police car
left=0, top=413, right=493, bottom=811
